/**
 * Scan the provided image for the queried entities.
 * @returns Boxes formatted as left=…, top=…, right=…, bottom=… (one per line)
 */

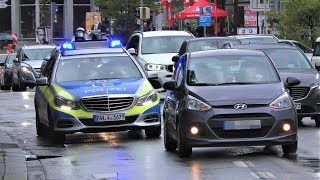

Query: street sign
left=250, top=0, right=270, bottom=12
left=237, top=27, right=258, bottom=35
left=199, top=6, right=212, bottom=26
left=0, top=3, right=8, bottom=8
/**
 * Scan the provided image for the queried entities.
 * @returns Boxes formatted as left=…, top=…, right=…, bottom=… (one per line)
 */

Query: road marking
left=233, top=160, right=256, bottom=168
left=93, top=173, right=118, bottom=180
left=251, top=172, right=277, bottom=179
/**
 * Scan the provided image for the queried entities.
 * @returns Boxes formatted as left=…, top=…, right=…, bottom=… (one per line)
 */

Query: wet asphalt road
left=0, top=89, right=319, bottom=180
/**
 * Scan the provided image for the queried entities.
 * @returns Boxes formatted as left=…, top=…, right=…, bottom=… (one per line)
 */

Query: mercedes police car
left=34, top=39, right=161, bottom=143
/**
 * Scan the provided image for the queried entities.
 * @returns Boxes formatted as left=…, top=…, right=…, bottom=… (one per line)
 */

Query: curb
left=0, top=130, right=27, bottom=180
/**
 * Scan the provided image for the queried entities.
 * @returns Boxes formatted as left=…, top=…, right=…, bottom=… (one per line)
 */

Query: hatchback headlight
left=187, top=95, right=211, bottom=111
left=22, top=66, right=31, bottom=73
left=54, top=96, right=80, bottom=110
left=136, top=90, right=158, bottom=106
left=145, top=63, right=165, bottom=71
left=269, top=92, right=291, bottom=109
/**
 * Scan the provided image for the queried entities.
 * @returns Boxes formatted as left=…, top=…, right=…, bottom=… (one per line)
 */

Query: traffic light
left=51, top=2, right=58, bottom=23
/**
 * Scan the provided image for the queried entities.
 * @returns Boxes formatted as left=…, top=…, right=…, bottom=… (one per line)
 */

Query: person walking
left=149, top=23, right=156, bottom=31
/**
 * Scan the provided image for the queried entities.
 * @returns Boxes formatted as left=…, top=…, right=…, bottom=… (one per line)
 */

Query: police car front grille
left=81, top=96, right=134, bottom=111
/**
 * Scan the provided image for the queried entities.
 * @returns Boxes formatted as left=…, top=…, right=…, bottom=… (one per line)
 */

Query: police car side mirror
left=13, top=58, right=19, bottom=63
left=127, top=48, right=137, bottom=55
left=36, top=77, right=49, bottom=86
left=163, top=81, right=176, bottom=91
left=147, top=71, right=158, bottom=80
left=172, top=55, right=180, bottom=63
left=286, top=77, right=300, bottom=87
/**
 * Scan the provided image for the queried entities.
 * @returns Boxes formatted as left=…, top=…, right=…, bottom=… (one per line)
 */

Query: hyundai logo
left=234, top=103, right=247, bottom=110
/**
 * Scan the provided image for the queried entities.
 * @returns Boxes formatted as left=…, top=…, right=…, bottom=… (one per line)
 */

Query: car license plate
left=223, top=120, right=261, bottom=130
left=295, top=103, right=301, bottom=110
left=94, top=113, right=125, bottom=122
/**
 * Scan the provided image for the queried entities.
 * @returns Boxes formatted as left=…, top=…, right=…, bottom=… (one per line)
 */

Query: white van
left=311, top=37, right=320, bottom=66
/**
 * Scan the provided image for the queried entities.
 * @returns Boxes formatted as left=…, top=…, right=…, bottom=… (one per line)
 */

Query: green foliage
left=278, top=0, right=320, bottom=47
left=93, top=0, right=158, bottom=42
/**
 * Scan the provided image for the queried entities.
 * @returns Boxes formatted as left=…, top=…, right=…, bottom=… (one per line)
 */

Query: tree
left=278, top=0, right=320, bottom=47
left=93, top=0, right=157, bottom=44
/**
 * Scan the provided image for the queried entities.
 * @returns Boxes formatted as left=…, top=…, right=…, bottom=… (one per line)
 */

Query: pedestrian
left=6, top=44, right=14, bottom=54
left=149, top=23, right=156, bottom=31
left=143, top=22, right=150, bottom=32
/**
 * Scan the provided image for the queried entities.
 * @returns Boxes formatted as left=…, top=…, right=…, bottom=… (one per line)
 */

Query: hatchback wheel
left=282, top=141, right=297, bottom=154
left=12, top=79, right=19, bottom=91
left=315, top=119, right=320, bottom=128
left=164, top=119, right=177, bottom=151
left=145, top=125, right=161, bottom=138
left=177, top=123, right=192, bottom=157
left=18, top=77, right=26, bottom=91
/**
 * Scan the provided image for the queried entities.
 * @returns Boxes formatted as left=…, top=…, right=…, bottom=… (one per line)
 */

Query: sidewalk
left=0, top=129, right=27, bottom=180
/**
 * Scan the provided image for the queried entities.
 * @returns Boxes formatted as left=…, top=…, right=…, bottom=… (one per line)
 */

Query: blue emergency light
left=61, top=42, right=75, bottom=51
left=109, top=40, right=122, bottom=48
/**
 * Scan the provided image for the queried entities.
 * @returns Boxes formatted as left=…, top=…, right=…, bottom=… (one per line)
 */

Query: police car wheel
left=164, top=119, right=177, bottom=151
left=177, top=122, right=192, bottom=158
left=35, top=107, right=46, bottom=137
left=47, top=107, right=65, bottom=143
left=18, top=77, right=26, bottom=91
left=314, top=116, right=320, bottom=128
left=145, top=125, right=161, bottom=138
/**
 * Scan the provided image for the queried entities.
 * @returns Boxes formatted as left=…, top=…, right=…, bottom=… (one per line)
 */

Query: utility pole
left=140, top=0, right=143, bottom=30
left=263, top=0, right=267, bottom=34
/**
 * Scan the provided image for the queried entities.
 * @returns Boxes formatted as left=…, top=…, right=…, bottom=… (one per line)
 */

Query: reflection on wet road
left=0, top=90, right=319, bottom=179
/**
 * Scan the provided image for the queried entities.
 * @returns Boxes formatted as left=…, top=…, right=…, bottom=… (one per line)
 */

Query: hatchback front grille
left=287, top=87, right=310, bottom=100
left=81, top=96, right=134, bottom=112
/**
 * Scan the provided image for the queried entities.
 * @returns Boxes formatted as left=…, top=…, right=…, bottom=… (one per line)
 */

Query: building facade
left=0, top=0, right=96, bottom=40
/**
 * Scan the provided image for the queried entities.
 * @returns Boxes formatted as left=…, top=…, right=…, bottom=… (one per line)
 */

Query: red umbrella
left=174, top=0, right=228, bottom=19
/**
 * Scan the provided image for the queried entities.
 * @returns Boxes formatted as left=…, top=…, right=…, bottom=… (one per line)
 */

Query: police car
left=34, top=39, right=161, bottom=143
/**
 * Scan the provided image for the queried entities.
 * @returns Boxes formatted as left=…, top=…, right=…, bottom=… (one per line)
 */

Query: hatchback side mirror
left=13, top=58, right=19, bottom=63
left=286, top=77, right=301, bottom=86
left=172, top=55, right=180, bottom=63
left=163, top=81, right=176, bottom=90
left=36, top=77, right=49, bottom=86
left=315, top=62, right=320, bottom=71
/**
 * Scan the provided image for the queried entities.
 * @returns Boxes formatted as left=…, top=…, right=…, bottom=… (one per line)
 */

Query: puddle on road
left=284, top=154, right=320, bottom=173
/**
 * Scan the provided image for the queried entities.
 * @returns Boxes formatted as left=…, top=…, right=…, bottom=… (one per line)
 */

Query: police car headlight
left=136, top=90, right=158, bottom=106
left=187, top=95, right=211, bottom=111
left=269, top=92, right=291, bottom=109
left=145, top=64, right=165, bottom=71
left=22, top=66, right=31, bottom=73
left=54, top=96, right=80, bottom=110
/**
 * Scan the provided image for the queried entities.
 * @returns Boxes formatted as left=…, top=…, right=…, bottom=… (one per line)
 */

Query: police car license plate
left=295, top=103, right=301, bottom=110
left=223, top=120, right=261, bottom=130
left=94, top=113, right=125, bottom=122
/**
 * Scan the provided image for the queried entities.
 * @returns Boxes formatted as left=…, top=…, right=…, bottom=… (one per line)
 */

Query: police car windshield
left=142, top=36, right=192, bottom=54
left=55, top=56, right=142, bottom=82
left=22, top=48, right=54, bottom=61
left=187, top=55, right=280, bottom=86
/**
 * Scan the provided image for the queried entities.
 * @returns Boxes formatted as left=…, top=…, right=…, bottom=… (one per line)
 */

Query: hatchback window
left=56, top=56, right=142, bottom=82
left=187, top=55, right=279, bottom=86
left=22, top=48, right=54, bottom=61
left=264, top=49, right=312, bottom=70
left=142, top=36, right=193, bottom=54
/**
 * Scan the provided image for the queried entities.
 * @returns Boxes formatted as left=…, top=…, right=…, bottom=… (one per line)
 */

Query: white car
left=229, top=34, right=280, bottom=44
left=279, top=39, right=314, bottom=60
left=311, top=37, right=320, bottom=66
left=126, top=30, right=195, bottom=93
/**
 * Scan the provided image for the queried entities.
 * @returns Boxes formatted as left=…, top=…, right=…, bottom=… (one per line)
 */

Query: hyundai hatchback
left=163, top=49, right=300, bottom=157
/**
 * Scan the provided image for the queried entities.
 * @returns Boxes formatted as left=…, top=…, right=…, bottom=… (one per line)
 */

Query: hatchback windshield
left=239, top=37, right=278, bottom=44
left=188, top=55, right=279, bottom=86
left=56, top=56, right=142, bottom=82
left=22, top=48, right=54, bottom=61
left=314, top=42, right=320, bottom=56
left=264, top=49, right=312, bottom=70
left=142, top=36, right=193, bottom=54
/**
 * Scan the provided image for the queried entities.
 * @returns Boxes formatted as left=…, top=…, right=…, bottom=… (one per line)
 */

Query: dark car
left=0, top=33, right=14, bottom=49
left=279, top=39, right=313, bottom=60
left=11, top=45, right=55, bottom=91
left=229, top=35, right=280, bottom=44
left=233, top=44, right=320, bottom=127
left=163, top=49, right=300, bottom=157
left=0, top=53, right=16, bottom=90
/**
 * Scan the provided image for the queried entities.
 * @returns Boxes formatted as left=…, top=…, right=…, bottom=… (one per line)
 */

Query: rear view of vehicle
left=11, top=45, right=55, bottom=91
left=163, top=49, right=299, bottom=157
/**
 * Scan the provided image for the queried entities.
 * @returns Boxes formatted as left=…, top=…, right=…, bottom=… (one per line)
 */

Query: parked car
left=126, top=30, right=195, bottom=92
left=279, top=39, right=313, bottom=60
left=0, top=53, right=16, bottom=90
left=0, top=33, right=14, bottom=49
left=311, top=37, right=320, bottom=66
left=11, top=45, right=55, bottom=91
left=0, top=54, right=8, bottom=89
left=229, top=35, right=280, bottom=44
left=163, top=49, right=300, bottom=157
left=233, top=44, right=320, bottom=127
